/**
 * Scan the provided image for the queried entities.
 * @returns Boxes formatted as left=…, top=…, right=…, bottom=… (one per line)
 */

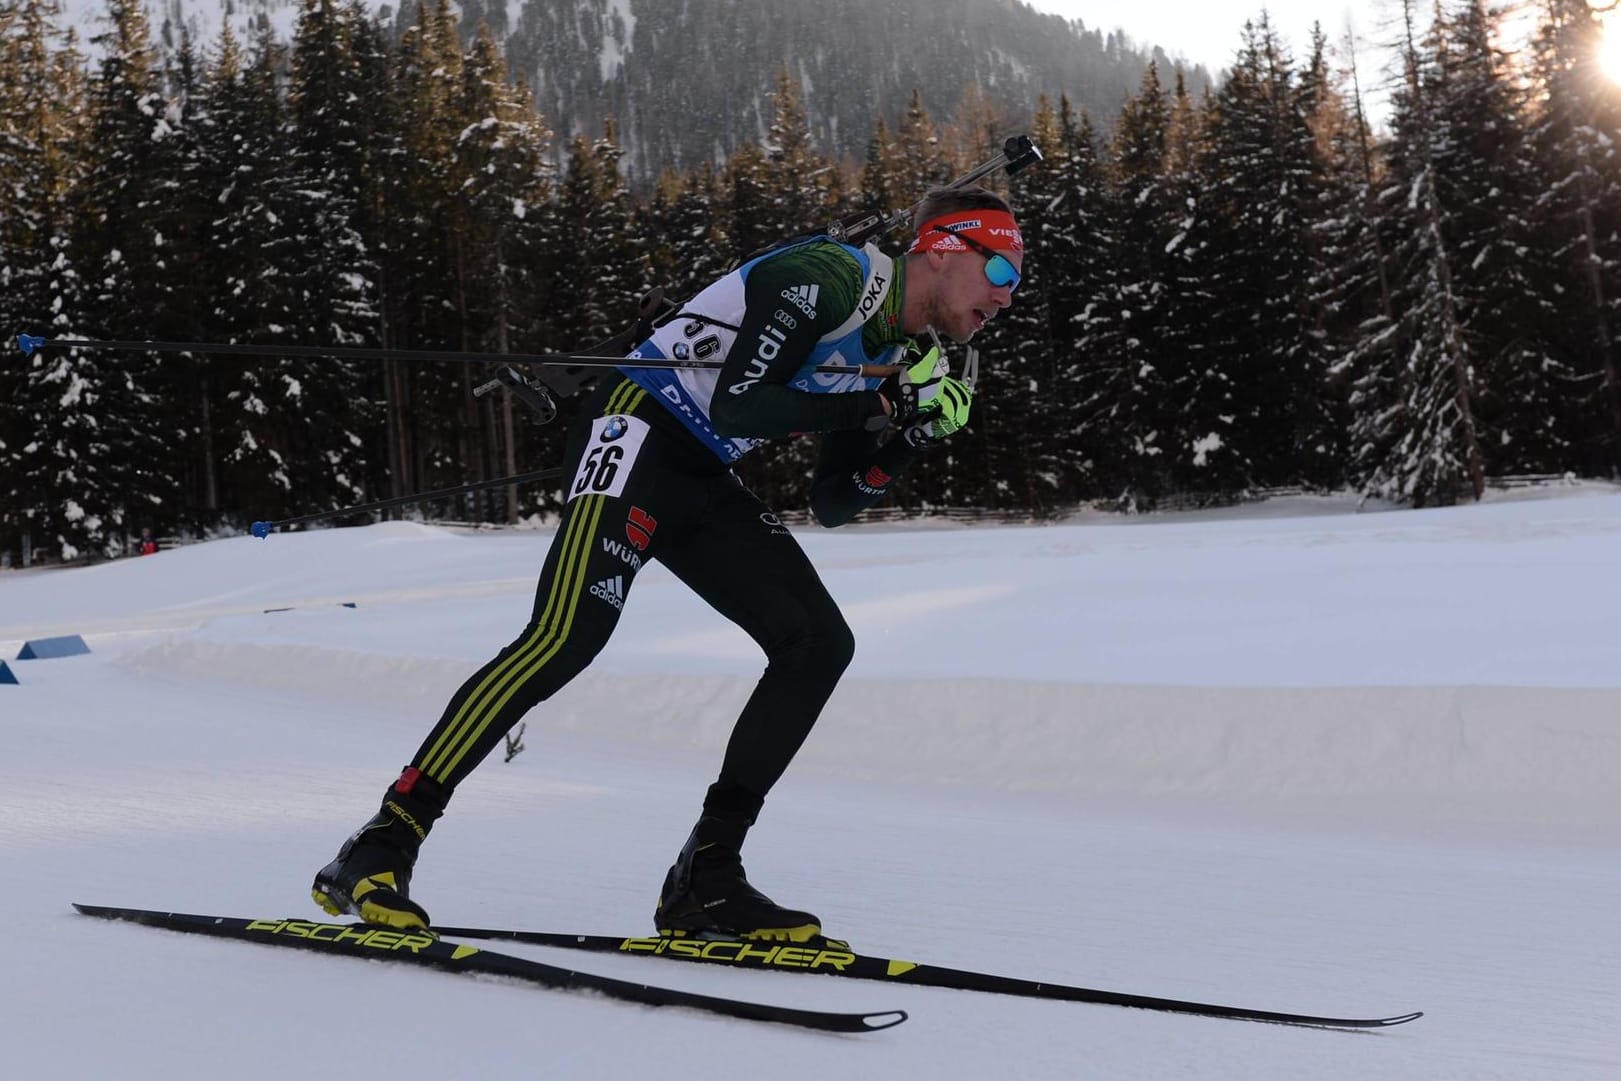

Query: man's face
left=925, top=245, right=1022, bottom=344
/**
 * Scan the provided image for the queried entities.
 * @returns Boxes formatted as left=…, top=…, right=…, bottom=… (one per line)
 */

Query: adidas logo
left=589, top=574, right=626, bottom=610
left=781, top=284, right=819, bottom=318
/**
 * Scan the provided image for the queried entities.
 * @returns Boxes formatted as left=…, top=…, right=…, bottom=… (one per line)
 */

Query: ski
left=72, top=905, right=906, bottom=1034
left=431, top=925, right=1423, bottom=1030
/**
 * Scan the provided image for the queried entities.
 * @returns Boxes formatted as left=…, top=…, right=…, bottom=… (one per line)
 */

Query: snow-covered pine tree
left=193, top=23, right=308, bottom=526
left=0, top=0, right=89, bottom=562
left=761, top=65, right=835, bottom=238
left=342, top=0, right=408, bottom=503
left=856, top=119, right=897, bottom=230
left=877, top=89, right=953, bottom=217
left=1318, top=26, right=1412, bottom=500
left=1158, top=47, right=1251, bottom=497
left=449, top=23, right=557, bottom=521
left=639, top=162, right=729, bottom=303
left=722, top=139, right=774, bottom=267
left=1177, top=19, right=1325, bottom=493
left=1295, top=25, right=1375, bottom=490
left=58, top=0, right=177, bottom=559
left=554, top=120, right=648, bottom=352
left=0, top=0, right=24, bottom=557
left=1525, top=0, right=1621, bottom=477
left=140, top=28, right=225, bottom=536
left=1428, top=0, right=1568, bottom=477
left=1048, top=99, right=1124, bottom=504
left=1348, top=0, right=1486, bottom=507
left=259, top=0, right=380, bottom=522
left=1081, top=62, right=1180, bottom=507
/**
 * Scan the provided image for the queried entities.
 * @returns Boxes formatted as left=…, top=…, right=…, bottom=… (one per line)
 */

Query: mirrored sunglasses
left=932, top=226, right=1021, bottom=292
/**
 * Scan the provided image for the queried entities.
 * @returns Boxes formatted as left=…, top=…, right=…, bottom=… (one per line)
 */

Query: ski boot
left=654, top=814, right=822, bottom=943
left=312, top=768, right=446, bottom=930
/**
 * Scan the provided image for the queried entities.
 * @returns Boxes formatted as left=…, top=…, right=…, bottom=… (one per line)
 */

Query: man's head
left=901, top=187, right=1023, bottom=343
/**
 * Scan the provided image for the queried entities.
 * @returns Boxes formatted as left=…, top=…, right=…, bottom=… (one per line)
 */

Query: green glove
left=907, top=344, right=947, bottom=407
left=880, top=343, right=946, bottom=425
left=923, top=375, right=973, bottom=436
left=902, top=375, right=973, bottom=446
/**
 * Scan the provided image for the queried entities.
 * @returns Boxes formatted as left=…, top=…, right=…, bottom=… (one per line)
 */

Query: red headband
left=907, top=209, right=1024, bottom=254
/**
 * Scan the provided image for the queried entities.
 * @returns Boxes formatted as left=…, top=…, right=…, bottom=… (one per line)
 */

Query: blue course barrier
left=0, top=661, right=17, bottom=684
left=17, top=634, right=91, bottom=660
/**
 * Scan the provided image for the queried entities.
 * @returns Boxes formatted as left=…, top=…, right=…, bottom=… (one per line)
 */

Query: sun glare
left=1600, top=13, right=1621, bottom=84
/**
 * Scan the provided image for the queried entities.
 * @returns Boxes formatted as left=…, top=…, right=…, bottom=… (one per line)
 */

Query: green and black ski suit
left=406, top=238, right=931, bottom=806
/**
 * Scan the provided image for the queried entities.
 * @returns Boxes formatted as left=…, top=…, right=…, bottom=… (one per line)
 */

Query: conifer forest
left=3, top=0, right=1620, bottom=562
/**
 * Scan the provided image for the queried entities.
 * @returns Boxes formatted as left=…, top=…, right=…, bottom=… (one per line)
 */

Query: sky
left=1024, top=0, right=1600, bottom=81
left=1025, top=0, right=1366, bottom=72
left=4, top=484, right=1621, bottom=1078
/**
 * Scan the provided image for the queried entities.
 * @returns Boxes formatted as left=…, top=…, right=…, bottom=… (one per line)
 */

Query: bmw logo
left=673, top=342, right=691, bottom=360
left=601, top=416, right=629, bottom=442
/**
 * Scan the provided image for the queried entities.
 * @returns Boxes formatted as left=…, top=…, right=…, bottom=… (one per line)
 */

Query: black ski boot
left=654, top=813, right=822, bottom=942
left=312, top=768, right=447, bottom=930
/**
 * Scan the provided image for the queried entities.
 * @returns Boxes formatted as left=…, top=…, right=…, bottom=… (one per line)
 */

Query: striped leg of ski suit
left=409, top=377, right=855, bottom=799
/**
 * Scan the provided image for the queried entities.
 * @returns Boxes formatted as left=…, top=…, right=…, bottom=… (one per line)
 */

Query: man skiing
left=313, top=185, right=1024, bottom=942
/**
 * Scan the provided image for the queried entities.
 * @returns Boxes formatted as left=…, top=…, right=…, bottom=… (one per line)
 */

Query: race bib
left=568, top=414, right=651, bottom=502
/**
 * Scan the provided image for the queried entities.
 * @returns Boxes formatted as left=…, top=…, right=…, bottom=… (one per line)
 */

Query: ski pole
left=828, top=133, right=1044, bottom=247
left=250, top=466, right=563, bottom=539
left=12, top=332, right=905, bottom=378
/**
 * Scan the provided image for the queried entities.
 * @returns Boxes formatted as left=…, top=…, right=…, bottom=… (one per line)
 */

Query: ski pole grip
left=250, top=521, right=274, bottom=540
left=16, top=334, right=44, bottom=356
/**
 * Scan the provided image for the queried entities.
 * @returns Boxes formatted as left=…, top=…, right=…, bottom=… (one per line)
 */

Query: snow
left=56, top=0, right=388, bottom=58
left=598, top=0, right=635, bottom=81
left=4, top=485, right=1620, bottom=1078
